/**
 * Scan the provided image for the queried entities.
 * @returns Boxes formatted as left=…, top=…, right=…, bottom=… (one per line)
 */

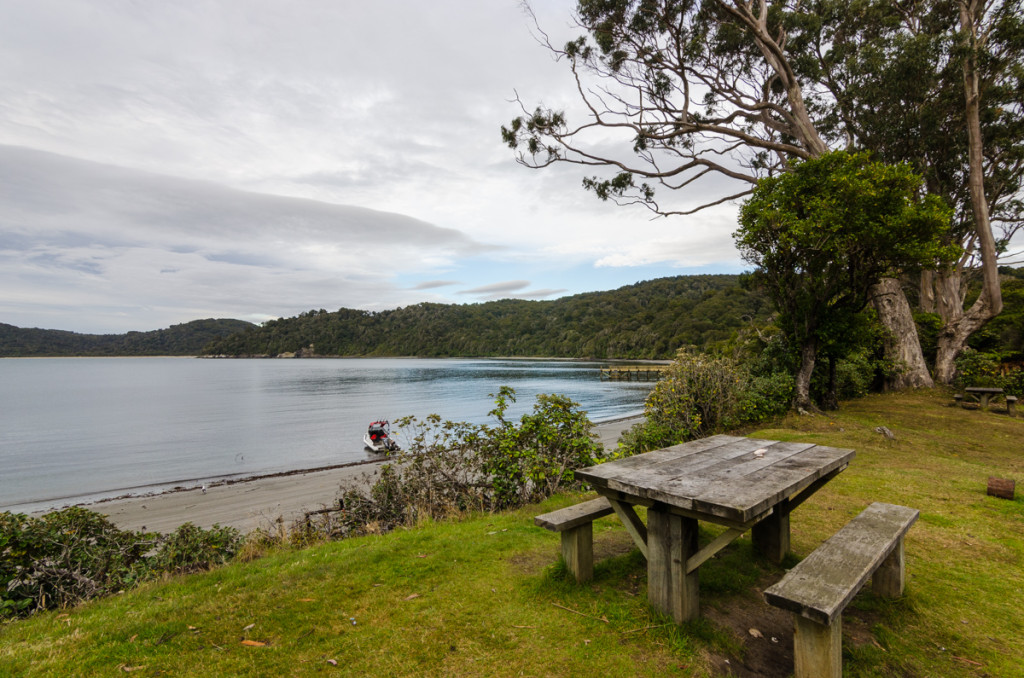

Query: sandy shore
left=90, top=416, right=642, bottom=535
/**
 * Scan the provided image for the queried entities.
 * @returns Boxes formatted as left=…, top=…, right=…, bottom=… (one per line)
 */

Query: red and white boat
left=363, top=420, right=399, bottom=453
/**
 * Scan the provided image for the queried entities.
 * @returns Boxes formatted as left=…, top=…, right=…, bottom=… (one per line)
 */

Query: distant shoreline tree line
left=0, top=319, right=254, bottom=358
left=200, top=275, right=772, bottom=360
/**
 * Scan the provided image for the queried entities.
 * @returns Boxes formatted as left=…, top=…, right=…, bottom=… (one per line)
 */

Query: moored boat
left=363, top=420, right=399, bottom=453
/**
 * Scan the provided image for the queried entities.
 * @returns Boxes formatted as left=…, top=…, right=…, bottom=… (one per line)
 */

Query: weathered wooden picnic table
left=964, top=386, right=1004, bottom=409
left=574, top=434, right=855, bottom=623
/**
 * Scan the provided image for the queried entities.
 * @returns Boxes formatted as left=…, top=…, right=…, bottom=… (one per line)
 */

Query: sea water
left=0, top=357, right=651, bottom=513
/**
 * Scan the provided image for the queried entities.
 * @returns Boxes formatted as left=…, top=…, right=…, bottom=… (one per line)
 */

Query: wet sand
left=91, top=416, right=642, bottom=534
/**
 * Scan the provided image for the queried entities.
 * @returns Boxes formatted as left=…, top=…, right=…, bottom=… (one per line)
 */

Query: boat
left=363, top=420, right=400, bottom=453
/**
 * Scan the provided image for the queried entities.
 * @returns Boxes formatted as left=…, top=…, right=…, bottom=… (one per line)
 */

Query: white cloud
left=0, top=0, right=745, bottom=333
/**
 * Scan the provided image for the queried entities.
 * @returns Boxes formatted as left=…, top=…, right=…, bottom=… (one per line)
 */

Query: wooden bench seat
left=534, top=497, right=614, bottom=582
left=763, top=502, right=919, bottom=678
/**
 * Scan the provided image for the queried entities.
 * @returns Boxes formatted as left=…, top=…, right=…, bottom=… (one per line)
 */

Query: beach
left=90, top=416, right=642, bottom=534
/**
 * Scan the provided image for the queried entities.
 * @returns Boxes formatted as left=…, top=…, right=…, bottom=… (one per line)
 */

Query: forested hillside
left=0, top=319, right=255, bottom=357
left=202, top=275, right=771, bottom=359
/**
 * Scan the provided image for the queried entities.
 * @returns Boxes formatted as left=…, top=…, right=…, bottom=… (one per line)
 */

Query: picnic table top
left=965, top=386, right=1004, bottom=393
left=575, top=434, right=855, bottom=525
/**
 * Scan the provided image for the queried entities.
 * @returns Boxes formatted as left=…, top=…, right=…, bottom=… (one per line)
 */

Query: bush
left=1, top=508, right=152, bottom=618
left=953, top=349, right=1002, bottom=388
left=314, top=388, right=605, bottom=538
left=1, top=508, right=244, bottom=619
left=619, top=349, right=797, bottom=456
left=148, top=523, right=243, bottom=575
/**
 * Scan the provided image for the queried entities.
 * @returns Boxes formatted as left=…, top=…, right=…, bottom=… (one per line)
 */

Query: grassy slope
left=1, top=389, right=1022, bottom=677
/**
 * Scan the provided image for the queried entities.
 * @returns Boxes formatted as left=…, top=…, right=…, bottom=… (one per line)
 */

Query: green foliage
left=0, top=509, right=151, bottom=618
left=200, top=275, right=772, bottom=359
left=147, top=523, right=243, bottom=575
left=315, top=389, right=605, bottom=538
left=0, top=319, right=254, bottom=357
left=619, top=349, right=792, bottom=455
left=953, top=349, right=1004, bottom=389
left=735, top=150, right=955, bottom=406
left=0, top=509, right=243, bottom=620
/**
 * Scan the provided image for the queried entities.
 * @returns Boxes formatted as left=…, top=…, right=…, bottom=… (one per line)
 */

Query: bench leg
left=1008, top=401, right=1016, bottom=417
left=752, top=503, right=790, bottom=564
left=794, top=615, right=842, bottom=678
left=560, top=524, right=594, bottom=583
left=647, top=509, right=699, bottom=623
left=872, top=536, right=906, bottom=598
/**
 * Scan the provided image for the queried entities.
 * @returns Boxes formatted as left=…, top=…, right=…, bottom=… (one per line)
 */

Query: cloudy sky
left=0, top=0, right=745, bottom=334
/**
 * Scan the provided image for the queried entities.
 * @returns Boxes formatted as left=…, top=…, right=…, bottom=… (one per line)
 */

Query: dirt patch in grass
left=702, top=572, right=892, bottom=677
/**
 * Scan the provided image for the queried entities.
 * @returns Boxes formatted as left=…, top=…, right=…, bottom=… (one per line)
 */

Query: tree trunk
left=823, top=355, right=839, bottom=411
left=919, top=270, right=937, bottom=314
left=794, top=339, right=817, bottom=412
left=870, top=278, right=934, bottom=390
left=932, top=0, right=1005, bottom=384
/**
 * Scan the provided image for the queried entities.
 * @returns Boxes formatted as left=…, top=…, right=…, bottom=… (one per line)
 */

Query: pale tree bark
left=794, top=339, right=817, bottom=412
left=928, top=0, right=1005, bottom=384
left=871, top=278, right=935, bottom=389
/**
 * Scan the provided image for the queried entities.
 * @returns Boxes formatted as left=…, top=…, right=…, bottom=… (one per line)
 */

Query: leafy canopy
left=735, top=150, right=956, bottom=343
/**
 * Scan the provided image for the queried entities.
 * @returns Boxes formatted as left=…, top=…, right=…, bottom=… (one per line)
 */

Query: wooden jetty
left=600, top=365, right=667, bottom=381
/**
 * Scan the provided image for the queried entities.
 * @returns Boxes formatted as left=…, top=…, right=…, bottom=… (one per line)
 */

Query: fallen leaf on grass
left=416, top=554, right=428, bottom=558
left=748, top=628, right=763, bottom=638
left=241, top=640, right=267, bottom=647
left=326, top=659, right=338, bottom=666
left=119, top=665, right=145, bottom=672
left=242, top=623, right=256, bottom=631
left=404, top=593, right=421, bottom=601
left=128, top=634, right=138, bottom=643
left=298, top=598, right=315, bottom=602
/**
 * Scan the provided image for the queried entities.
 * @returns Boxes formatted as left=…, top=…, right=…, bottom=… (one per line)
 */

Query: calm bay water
left=0, top=357, right=651, bottom=513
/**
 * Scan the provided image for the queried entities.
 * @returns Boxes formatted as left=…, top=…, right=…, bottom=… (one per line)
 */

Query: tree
left=734, top=152, right=953, bottom=410
left=502, top=0, right=829, bottom=216
left=793, top=0, right=1024, bottom=383
left=505, top=0, right=1023, bottom=385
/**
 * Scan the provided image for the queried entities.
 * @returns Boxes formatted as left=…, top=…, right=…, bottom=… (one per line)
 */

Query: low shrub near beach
left=0, top=509, right=242, bottom=620
left=298, top=388, right=606, bottom=540
left=619, top=350, right=792, bottom=455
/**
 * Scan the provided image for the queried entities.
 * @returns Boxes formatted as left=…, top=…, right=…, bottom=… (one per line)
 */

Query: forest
left=0, top=318, right=254, bottom=357
left=200, top=275, right=771, bottom=359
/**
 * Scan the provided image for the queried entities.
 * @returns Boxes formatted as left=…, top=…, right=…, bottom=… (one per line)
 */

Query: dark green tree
left=735, top=151, right=954, bottom=410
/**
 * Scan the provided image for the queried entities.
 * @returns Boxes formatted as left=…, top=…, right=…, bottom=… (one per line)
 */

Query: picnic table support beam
left=608, top=498, right=648, bottom=559
left=647, top=509, right=699, bottom=623
left=752, top=501, right=790, bottom=564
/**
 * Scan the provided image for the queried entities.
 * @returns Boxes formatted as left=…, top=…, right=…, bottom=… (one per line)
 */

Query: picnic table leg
left=980, top=393, right=991, bottom=409
left=752, top=502, right=790, bottom=564
left=647, top=508, right=699, bottom=623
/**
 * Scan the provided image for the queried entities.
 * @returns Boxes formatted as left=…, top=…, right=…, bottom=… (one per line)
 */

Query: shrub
left=315, top=388, right=605, bottom=538
left=148, top=522, right=243, bottom=575
left=1, top=508, right=152, bottom=618
left=1, top=509, right=245, bottom=619
left=953, top=349, right=1002, bottom=388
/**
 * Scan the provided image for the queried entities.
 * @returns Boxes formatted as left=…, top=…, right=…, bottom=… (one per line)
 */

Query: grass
left=2, top=389, right=1022, bottom=676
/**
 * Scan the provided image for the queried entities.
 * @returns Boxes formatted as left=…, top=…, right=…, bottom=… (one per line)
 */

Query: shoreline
left=32, top=415, right=643, bottom=535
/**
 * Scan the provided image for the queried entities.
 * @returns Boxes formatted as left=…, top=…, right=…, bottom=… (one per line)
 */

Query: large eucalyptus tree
left=504, top=0, right=1023, bottom=386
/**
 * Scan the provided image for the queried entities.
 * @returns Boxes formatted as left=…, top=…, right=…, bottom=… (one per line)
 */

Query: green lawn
left=2, top=389, right=1022, bottom=677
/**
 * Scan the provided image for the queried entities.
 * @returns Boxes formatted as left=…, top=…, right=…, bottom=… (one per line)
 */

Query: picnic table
left=574, top=434, right=855, bottom=623
left=964, top=386, right=1004, bottom=409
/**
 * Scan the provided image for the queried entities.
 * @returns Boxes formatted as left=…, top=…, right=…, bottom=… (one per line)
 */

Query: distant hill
left=0, top=319, right=256, bottom=357
left=202, top=275, right=772, bottom=360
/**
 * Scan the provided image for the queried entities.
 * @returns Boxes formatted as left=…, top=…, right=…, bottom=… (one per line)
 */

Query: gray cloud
left=413, top=280, right=461, bottom=290
left=458, top=280, right=531, bottom=296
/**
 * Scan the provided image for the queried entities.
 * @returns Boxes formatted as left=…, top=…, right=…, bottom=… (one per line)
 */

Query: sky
left=0, top=0, right=747, bottom=334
